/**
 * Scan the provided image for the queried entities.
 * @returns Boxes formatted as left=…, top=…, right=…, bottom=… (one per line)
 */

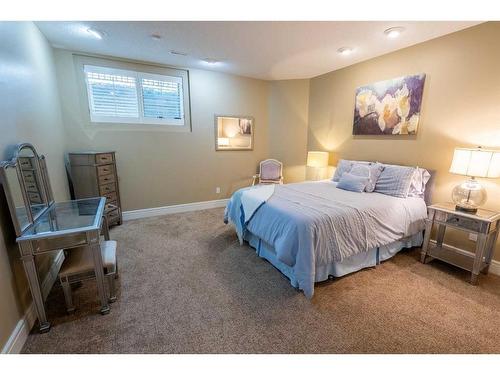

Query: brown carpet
left=22, top=208, right=500, bottom=353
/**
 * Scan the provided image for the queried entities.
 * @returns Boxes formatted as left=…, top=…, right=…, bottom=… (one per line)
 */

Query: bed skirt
left=244, top=231, right=423, bottom=288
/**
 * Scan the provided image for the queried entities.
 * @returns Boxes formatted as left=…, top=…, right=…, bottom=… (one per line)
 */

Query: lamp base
left=451, top=177, right=486, bottom=216
left=455, top=205, right=478, bottom=214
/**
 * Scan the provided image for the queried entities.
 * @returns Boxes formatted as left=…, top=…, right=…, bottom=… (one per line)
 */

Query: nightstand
left=420, top=203, right=500, bottom=284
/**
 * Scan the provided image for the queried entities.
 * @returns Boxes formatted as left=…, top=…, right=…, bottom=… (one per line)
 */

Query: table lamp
left=307, top=151, right=329, bottom=180
left=449, top=147, right=500, bottom=213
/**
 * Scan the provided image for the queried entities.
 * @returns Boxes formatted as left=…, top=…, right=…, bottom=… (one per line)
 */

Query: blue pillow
left=337, top=172, right=370, bottom=193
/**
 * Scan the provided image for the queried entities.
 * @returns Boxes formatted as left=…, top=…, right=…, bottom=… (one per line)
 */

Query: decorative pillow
left=349, top=162, right=385, bottom=193
left=374, top=164, right=416, bottom=198
left=332, top=159, right=353, bottom=182
left=408, top=167, right=431, bottom=198
left=337, top=172, right=370, bottom=193
left=332, top=159, right=371, bottom=182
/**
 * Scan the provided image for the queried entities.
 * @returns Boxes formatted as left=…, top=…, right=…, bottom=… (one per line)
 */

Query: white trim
left=123, top=198, right=229, bottom=221
left=1, top=250, right=64, bottom=354
left=429, top=240, right=500, bottom=276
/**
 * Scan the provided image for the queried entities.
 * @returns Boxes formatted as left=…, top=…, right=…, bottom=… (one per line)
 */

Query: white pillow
left=408, top=167, right=431, bottom=198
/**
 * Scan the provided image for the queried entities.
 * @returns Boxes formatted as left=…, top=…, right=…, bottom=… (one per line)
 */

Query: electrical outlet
left=469, top=233, right=478, bottom=242
left=215, top=187, right=221, bottom=194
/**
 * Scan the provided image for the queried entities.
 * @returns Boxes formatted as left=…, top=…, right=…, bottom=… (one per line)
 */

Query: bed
left=224, top=164, right=434, bottom=298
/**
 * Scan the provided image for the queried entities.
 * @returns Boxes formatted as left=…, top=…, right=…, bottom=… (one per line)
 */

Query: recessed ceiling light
left=384, top=27, right=405, bottom=39
left=337, top=47, right=354, bottom=56
left=202, top=58, right=219, bottom=65
left=151, top=34, right=162, bottom=41
left=86, top=27, right=105, bottom=40
left=170, top=50, right=188, bottom=56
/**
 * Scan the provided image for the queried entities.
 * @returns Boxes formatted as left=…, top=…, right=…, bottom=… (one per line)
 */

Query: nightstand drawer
left=445, top=215, right=481, bottom=232
left=95, top=153, right=113, bottom=164
left=97, top=164, right=114, bottom=176
left=98, top=173, right=115, bottom=185
left=99, top=183, right=116, bottom=195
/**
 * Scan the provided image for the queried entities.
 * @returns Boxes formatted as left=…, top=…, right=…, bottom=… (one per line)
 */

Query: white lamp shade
left=449, top=148, right=500, bottom=178
left=307, top=151, right=329, bottom=168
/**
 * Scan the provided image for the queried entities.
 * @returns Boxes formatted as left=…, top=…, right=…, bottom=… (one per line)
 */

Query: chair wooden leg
left=107, top=275, right=117, bottom=303
left=61, top=277, right=75, bottom=313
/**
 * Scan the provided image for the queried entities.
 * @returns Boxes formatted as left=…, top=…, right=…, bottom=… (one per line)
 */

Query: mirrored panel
left=215, top=115, right=254, bottom=151
left=0, top=143, right=53, bottom=236
left=17, top=145, right=48, bottom=221
left=0, top=165, right=30, bottom=235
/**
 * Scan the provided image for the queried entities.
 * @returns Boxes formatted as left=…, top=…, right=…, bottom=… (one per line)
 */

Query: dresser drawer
left=97, top=164, right=114, bottom=176
left=105, top=200, right=118, bottom=213
left=27, top=191, right=42, bottom=203
left=22, top=170, right=36, bottom=183
left=19, top=157, right=34, bottom=169
left=25, top=181, right=40, bottom=193
left=99, top=183, right=116, bottom=195
left=107, top=208, right=121, bottom=224
left=95, top=153, right=113, bottom=164
left=98, top=173, right=115, bottom=185
left=103, top=191, right=117, bottom=202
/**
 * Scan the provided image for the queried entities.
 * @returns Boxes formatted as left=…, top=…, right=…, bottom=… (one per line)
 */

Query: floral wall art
left=353, top=73, right=426, bottom=135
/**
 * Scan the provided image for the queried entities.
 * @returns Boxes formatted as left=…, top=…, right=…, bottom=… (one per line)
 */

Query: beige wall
left=53, top=49, right=270, bottom=211
left=268, top=80, right=310, bottom=182
left=307, top=22, right=500, bottom=259
left=0, top=22, right=69, bottom=350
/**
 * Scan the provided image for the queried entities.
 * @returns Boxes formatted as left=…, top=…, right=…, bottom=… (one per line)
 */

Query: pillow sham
left=337, top=172, right=370, bottom=193
left=349, top=162, right=385, bottom=193
left=408, top=167, right=431, bottom=198
left=374, top=164, right=416, bottom=198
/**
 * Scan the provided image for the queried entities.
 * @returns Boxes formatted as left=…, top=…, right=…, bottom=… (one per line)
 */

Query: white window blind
left=84, top=66, right=139, bottom=121
left=141, top=73, right=184, bottom=125
left=83, top=65, right=186, bottom=126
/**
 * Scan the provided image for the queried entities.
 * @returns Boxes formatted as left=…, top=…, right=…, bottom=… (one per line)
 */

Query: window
left=83, top=64, right=187, bottom=127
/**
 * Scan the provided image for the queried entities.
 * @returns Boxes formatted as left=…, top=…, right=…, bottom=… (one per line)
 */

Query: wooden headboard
left=424, top=170, right=437, bottom=206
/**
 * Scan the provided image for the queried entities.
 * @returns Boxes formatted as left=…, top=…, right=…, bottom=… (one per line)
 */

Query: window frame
left=75, top=55, right=191, bottom=132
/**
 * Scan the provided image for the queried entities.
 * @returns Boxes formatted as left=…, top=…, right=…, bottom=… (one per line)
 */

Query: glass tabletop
left=18, top=197, right=105, bottom=241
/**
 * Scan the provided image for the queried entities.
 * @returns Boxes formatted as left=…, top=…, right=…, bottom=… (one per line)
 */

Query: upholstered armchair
left=252, top=159, right=283, bottom=185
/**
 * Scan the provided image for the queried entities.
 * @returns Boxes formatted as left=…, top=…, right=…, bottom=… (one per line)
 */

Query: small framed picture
left=215, top=115, right=254, bottom=151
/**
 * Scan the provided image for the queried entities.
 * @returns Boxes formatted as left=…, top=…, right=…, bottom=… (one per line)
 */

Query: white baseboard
left=429, top=240, right=500, bottom=276
left=122, top=198, right=229, bottom=221
left=1, top=250, right=65, bottom=354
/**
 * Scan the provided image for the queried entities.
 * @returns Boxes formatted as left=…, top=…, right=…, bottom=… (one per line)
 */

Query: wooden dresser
left=67, top=151, right=122, bottom=226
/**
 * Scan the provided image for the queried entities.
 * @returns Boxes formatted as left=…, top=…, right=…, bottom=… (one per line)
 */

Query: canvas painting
left=353, top=73, right=426, bottom=135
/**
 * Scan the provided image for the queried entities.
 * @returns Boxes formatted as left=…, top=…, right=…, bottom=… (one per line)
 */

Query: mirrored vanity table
left=0, top=144, right=110, bottom=333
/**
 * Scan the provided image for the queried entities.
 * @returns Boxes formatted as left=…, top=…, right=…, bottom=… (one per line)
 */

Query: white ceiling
left=36, top=21, right=481, bottom=80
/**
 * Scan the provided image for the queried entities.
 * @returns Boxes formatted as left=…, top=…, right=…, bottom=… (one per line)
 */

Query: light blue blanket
left=224, top=184, right=275, bottom=243
left=224, top=181, right=427, bottom=298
